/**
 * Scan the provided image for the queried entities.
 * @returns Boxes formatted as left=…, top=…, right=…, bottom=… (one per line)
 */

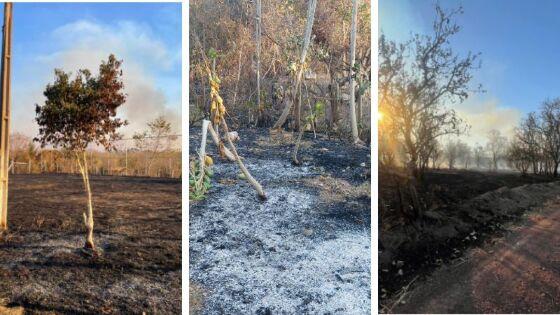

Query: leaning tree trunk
left=272, top=0, right=317, bottom=129
left=76, top=151, right=95, bottom=250
left=349, top=0, right=360, bottom=143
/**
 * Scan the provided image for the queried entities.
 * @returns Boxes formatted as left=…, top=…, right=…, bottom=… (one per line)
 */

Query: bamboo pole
left=0, top=3, right=12, bottom=231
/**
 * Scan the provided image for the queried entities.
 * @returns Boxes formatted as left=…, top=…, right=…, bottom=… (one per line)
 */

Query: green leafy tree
left=35, top=54, right=127, bottom=250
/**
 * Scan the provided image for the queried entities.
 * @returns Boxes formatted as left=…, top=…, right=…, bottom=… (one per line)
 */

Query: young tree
left=272, top=0, right=317, bottom=129
left=379, top=5, right=479, bottom=177
left=133, top=116, right=174, bottom=176
left=349, top=0, right=360, bottom=143
left=255, top=0, right=263, bottom=125
left=35, top=54, right=127, bottom=250
left=486, top=129, right=507, bottom=172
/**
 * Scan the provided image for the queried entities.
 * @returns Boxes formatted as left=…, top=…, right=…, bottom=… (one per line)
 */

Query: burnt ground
left=189, top=128, right=371, bottom=314
left=393, top=194, right=560, bottom=313
left=379, top=169, right=559, bottom=313
left=0, top=174, right=181, bottom=314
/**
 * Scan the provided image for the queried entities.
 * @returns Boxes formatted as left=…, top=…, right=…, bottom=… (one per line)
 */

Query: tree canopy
left=35, top=54, right=127, bottom=151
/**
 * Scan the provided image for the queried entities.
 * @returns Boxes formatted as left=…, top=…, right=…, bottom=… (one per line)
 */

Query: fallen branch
left=221, top=117, right=267, bottom=200
left=207, top=122, right=235, bottom=161
left=200, top=51, right=266, bottom=200
left=384, top=275, right=419, bottom=313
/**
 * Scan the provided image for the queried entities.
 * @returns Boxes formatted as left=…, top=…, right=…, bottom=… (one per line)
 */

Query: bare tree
left=444, top=140, right=459, bottom=169
left=379, top=5, right=479, bottom=177
left=133, top=116, right=174, bottom=176
left=456, top=141, right=471, bottom=169
left=507, top=138, right=531, bottom=175
left=473, top=144, right=485, bottom=169
left=539, top=99, right=560, bottom=176
left=516, top=112, right=542, bottom=174
left=430, top=141, right=443, bottom=169
left=486, top=129, right=507, bottom=172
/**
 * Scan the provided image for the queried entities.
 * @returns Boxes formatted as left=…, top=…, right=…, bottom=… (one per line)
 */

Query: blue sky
left=380, top=0, right=560, bottom=144
left=10, top=2, right=181, bottom=137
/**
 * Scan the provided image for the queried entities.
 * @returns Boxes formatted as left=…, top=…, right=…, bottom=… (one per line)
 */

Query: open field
left=0, top=174, right=181, bottom=314
left=189, top=128, right=371, bottom=314
left=379, top=169, right=559, bottom=312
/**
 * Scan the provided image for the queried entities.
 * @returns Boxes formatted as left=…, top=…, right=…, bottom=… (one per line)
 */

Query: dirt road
left=391, top=197, right=560, bottom=313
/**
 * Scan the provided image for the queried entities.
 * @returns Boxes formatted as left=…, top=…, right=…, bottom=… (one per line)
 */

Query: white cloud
left=11, top=19, right=181, bottom=139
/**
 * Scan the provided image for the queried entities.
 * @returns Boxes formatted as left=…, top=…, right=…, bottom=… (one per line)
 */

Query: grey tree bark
left=256, top=0, right=262, bottom=123
left=349, top=0, right=360, bottom=143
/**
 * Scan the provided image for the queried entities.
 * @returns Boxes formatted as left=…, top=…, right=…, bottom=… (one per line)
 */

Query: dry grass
left=0, top=305, right=24, bottom=315
left=304, top=175, right=370, bottom=203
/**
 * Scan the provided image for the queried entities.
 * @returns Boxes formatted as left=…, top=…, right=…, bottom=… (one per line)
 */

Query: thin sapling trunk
left=76, top=151, right=95, bottom=250
left=292, top=124, right=306, bottom=166
left=349, top=0, right=361, bottom=144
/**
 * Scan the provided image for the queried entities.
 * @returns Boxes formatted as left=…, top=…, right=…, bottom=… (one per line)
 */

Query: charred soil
left=0, top=174, right=181, bottom=314
left=379, top=169, right=558, bottom=312
left=189, top=128, right=371, bottom=314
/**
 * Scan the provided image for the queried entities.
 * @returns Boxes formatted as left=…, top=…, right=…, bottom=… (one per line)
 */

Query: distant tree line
left=508, top=98, right=560, bottom=176
left=419, top=130, right=507, bottom=172
left=10, top=116, right=181, bottom=178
